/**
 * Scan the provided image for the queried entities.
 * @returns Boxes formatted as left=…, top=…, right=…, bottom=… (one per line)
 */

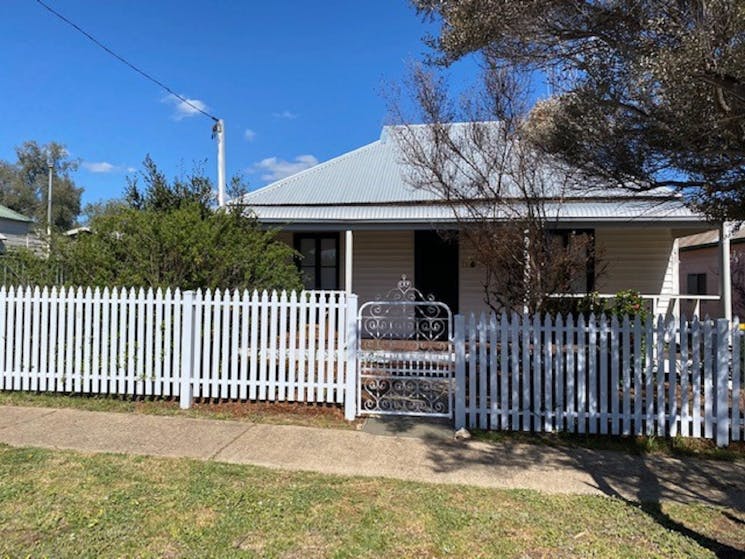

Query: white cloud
left=244, top=128, right=257, bottom=142
left=162, top=93, right=209, bottom=120
left=252, top=154, right=318, bottom=181
left=81, top=161, right=116, bottom=173
left=82, top=161, right=135, bottom=174
left=272, top=109, right=298, bottom=120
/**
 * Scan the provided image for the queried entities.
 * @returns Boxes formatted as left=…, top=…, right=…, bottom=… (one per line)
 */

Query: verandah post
left=454, top=314, right=466, bottom=430
left=344, top=293, right=359, bottom=421
left=715, top=318, right=731, bottom=447
left=179, top=290, right=196, bottom=409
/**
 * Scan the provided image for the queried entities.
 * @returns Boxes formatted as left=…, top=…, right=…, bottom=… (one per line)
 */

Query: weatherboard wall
left=0, top=218, right=38, bottom=252
left=595, top=228, right=677, bottom=297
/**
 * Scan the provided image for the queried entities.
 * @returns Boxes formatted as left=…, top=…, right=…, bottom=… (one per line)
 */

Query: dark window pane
left=301, top=266, right=316, bottom=289
left=686, top=273, right=707, bottom=295
left=299, top=238, right=316, bottom=264
left=320, top=238, right=337, bottom=266
left=570, top=265, right=589, bottom=293
left=320, top=267, right=337, bottom=290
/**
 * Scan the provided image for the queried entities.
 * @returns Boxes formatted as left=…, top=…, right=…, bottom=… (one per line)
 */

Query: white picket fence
left=454, top=312, right=745, bottom=446
left=4, top=283, right=745, bottom=447
left=0, top=286, right=358, bottom=419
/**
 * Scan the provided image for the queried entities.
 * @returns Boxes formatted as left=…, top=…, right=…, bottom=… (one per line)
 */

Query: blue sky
left=0, top=0, right=481, bottom=207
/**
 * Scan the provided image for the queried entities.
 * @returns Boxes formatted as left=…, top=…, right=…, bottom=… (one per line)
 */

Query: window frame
left=293, top=232, right=340, bottom=290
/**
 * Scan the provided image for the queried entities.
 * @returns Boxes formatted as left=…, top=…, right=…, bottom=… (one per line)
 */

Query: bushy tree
left=5, top=158, right=301, bottom=292
left=0, top=141, right=82, bottom=229
left=414, top=0, right=745, bottom=220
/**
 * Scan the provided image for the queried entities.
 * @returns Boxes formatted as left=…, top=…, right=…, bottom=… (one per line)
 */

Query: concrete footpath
left=0, top=405, right=744, bottom=509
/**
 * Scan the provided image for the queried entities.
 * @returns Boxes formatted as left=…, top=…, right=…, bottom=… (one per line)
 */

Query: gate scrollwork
left=357, top=275, right=453, bottom=417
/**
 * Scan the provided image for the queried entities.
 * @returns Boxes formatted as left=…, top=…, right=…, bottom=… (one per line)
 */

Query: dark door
left=414, top=230, right=459, bottom=313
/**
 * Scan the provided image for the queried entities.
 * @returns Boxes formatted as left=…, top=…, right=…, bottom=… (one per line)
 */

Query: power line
left=34, top=0, right=219, bottom=122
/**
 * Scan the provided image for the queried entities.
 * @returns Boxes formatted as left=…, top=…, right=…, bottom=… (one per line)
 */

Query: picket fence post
left=715, top=318, right=731, bottom=447
left=454, top=314, right=466, bottom=430
left=179, top=290, right=195, bottom=409
left=344, top=293, right=358, bottom=421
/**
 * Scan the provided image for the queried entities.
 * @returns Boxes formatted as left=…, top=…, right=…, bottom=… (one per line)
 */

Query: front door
left=415, top=230, right=459, bottom=313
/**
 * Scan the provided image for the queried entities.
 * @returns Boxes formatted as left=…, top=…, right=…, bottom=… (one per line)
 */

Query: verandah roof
left=247, top=200, right=704, bottom=228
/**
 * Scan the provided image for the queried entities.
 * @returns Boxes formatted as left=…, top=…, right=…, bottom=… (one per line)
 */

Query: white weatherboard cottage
left=240, top=124, right=724, bottom=317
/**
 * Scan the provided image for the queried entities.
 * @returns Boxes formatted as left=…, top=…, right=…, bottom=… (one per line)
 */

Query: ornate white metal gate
left=357, top=275, right=454, bottom=417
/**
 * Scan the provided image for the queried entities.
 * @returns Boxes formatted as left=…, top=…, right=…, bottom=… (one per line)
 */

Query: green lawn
left=0, top=446, right=743, bottom=558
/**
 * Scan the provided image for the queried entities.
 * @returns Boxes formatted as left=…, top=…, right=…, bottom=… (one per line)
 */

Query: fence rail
left=454, top=312, right=744, bottom=446
left=0, top=286, right=357, bottom=418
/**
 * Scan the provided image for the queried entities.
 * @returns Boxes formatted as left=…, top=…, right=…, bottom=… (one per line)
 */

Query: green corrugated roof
left=0, top=204, right=33, bottom=222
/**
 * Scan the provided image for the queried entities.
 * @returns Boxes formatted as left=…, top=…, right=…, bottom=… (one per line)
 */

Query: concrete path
left=1, top=405, right=744, bottom=510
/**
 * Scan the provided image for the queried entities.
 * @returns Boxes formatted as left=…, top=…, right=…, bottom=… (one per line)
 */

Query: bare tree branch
left=389, top=66, right=602, bottom=313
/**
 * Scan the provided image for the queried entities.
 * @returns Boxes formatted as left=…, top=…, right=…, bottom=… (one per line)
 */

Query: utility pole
left=46, top=159, right=53, bottom=238
left=214, top=119, right=226, bottom=207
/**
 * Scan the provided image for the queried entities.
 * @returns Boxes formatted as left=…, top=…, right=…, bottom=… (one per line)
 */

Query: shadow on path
left=361, top=416, right=453, bottom=440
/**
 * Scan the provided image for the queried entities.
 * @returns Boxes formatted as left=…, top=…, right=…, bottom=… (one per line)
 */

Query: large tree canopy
left=414, top=0, right=745, bottom=220
left=0, top=141, right=82, bottom=229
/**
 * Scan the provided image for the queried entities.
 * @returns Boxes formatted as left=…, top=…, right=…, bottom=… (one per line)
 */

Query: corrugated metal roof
left=241, top=133, right=441, bottom=205
left=240, top=123, right=705, bottom=225
left=248, top=200, right=703, bottom=225
left=0, top=204, right=32, bottom=223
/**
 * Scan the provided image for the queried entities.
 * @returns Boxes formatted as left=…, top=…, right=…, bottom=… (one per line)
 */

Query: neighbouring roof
left=679, top=227, right=745, bottom=250
left=0, top=204, right=32, bottom=223
left=64, top=226, right=92, bottom=237
left=239, top=123, right=707, bottom=227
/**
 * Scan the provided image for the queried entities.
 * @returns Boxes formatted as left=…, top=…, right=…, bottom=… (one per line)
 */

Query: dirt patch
left=189, top=399, right=345, bottom=420
left=182, top=398, right=365, bottom=429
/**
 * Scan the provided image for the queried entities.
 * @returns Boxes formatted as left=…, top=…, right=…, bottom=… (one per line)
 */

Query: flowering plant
left=612, top=290, right=647, bottom=321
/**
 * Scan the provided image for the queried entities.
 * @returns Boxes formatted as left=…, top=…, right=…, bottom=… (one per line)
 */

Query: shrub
left=611, top=289, right=647, bottom=322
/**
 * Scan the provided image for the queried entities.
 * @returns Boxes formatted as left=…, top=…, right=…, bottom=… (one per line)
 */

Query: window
left=294, top=233, right=339, bottom=290
left=687, top=273, right=707, bottom=295
left=552, top=229, right=596, bottom=293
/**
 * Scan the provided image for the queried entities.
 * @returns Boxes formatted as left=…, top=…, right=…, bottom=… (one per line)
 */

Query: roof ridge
left=239, top=139, right=383, bottom=203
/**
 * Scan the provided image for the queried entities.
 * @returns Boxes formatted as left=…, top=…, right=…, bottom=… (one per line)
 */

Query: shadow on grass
left=416, top=427, right=745, bottom=558
left=639, top=501, right=743, bottom=559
